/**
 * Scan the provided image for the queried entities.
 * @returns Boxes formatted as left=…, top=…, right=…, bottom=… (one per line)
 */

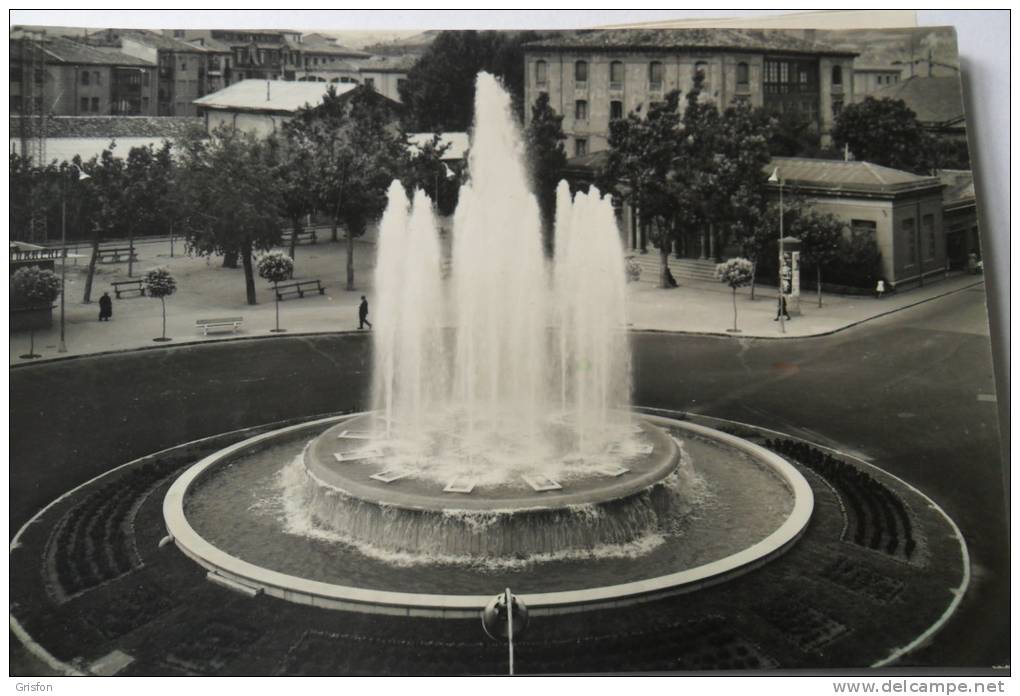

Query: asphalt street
left=9, top=285, right=1007, bottom=667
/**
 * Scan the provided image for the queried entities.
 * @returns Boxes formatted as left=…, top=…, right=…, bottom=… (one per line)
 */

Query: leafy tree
left=143, top=266, right=177, bottom=342
left=715, top=258, right=754, bottom=332
left=831, top=97, right=927, bottom=173
left=176, top=126, right=284, bottom=305
left=12, top=266, right=62, bottom=359
left=270, top=136, right=318, bottom=262
left=524, top=91, right=568, bottom=253
left=401, top=132, right=459, bottom=215
left=767, top=110, right=825, bottom=158
left=793, top=209, right=846, bottom=307
left=121, top=142, right=175, bottom=277
left=76, top=149, right=126, bottom=304
left=399, top=30, right=548, bottom=131
left=286, top=86, right=407, bottom=291
left=257, top=251, right=295, bottom=333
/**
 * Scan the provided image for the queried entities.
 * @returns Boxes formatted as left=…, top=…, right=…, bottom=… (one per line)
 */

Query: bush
left=143, top=266, right=177, bottom=298
left=257, top=251, right=295, bottom=284
left=11, top=265, right=62, bottom=308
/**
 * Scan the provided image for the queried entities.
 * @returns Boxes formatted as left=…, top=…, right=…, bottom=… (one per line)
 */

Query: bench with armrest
left=97, top=246, right=139, bottom=264
left=110, top=279, right=145, bottom=298
left=270, top=279, right=326, bottom=300
left=195, top=317, right=245, bottom=336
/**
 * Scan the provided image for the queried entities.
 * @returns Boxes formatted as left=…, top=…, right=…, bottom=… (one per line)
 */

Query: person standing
left=358, top=295, right=372, bottom=330
left=98, top=291, right=113, bottom=322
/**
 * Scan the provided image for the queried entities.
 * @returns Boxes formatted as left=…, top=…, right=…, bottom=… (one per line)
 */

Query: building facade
left=523, top=29, right=856, bottom=157
left=852, top=65, right=902, bottom=100
left=10, top=33, right=158, bottom=117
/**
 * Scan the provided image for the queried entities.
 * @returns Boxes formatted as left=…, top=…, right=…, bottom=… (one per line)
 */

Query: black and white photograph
left=7, top=9, right=1010, bottom=682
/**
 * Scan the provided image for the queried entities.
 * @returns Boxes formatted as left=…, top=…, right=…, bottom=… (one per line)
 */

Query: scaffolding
left=16, top=31, right=49, bottom=241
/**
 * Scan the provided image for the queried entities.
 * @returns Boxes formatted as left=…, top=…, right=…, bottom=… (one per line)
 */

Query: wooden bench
left=195, top=317, right=244, bottom=336
left=271, top=279, right=326, bottom=300
left=290, top=229, right=318, bottom=245
left=111, top=279, right=145, bottom=298
left=97, top=246, right=138, bottom=264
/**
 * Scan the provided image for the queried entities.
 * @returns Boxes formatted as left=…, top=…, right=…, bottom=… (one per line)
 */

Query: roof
left=853, top=64, right=902, bottom=73
left=10, top=137, right=192, bottom=165
left=767, top=157, right=942, bottom=196
left=100, top=28, right=211, bottom=53
left=357, top=54, right=418, bottom=73
left=868, top=76, right=966, bottom=127
left=299, top=34, right=371, bottom=58
left=10, top=115, right=203, bottom=139
left=525, top=28, right=857, bottom=57
left=408, top=132, right=469, bottom=161
left=34, top=36, right=156, bottom=67
left=193, top=79, right=360, bottom=113
left=938, top=169, right=975, bottom=209
left=185, top=36, right=233, bottom=53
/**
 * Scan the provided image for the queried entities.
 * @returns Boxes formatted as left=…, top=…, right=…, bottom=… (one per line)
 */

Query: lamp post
left=768, top=167, right=786, bottom=334
left=58, top=165, right=90, bottom=353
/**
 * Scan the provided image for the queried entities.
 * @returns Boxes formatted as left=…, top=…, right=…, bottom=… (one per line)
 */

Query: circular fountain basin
left=301, top=415, right=682, bottom=558
left=164, top=413, right=813, bottom=617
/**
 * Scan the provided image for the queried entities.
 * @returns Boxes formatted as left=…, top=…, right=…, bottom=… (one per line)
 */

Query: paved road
left=10, top=285, right=1007, bottom=667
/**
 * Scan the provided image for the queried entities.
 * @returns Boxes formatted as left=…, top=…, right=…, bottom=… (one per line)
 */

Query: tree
left=524, top=91, right=568, bottom=253
left=286, top=86, right=407, bottom=291
left=767, top=110, right=826, bottom=158
left=794, top=210, right=846, bottom=307
left=399, top=30, right=548, bottom=131
left=715, top=258, right=754, bottom=333
left=831, top=97, right=928, bottom=173
left=12, top=266, right=62, bottom=359
left=176, top=126, right=284, bottom=305
left=257, top=251, right=295, bottom=333
left=76, top=148, right=125, bottom=304
left=401, top=132, right=458, bottom=215
left=121, top=142, right=175, bottom=277
left=143, top=267, right=177, bottom=342
left=270, top=137, right=318, bottom=263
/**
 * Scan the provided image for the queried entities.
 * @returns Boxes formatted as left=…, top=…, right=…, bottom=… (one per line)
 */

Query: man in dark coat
left=358, top=296, right=372, bottom=330
left=98, top=292, right=113, bottom=322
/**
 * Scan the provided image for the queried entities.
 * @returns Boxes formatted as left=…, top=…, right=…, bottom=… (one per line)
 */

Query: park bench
left=290, top=229, right=318, bottom=245
left=195, top=317, right=244, bottom=336
left=97, top=246, right=138, bottom=264
left=271, top=279, right=326, bottom=300
left=111, top=279, right=145, bottom=298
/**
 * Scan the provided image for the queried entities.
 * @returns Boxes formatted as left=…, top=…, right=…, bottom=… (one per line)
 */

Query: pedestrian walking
left=774, top=295, right=791, bottom=321
left=358, top=295, right=372, bottom=330
left=98, top=291, right=113, bottom=322
left=875, top=279, right=886, bottom=299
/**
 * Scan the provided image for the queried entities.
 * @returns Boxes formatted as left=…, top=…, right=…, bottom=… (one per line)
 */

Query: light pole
left=59, top=164, right=90, bottom=353
left=768, top=167, right=785, bottom=334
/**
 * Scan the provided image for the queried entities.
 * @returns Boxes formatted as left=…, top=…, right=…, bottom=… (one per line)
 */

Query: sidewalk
left=9, top=237, right=986, bottom=365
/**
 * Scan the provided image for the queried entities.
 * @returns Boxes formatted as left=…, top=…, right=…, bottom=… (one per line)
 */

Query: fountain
left=163, top=72, right=813, bottom=614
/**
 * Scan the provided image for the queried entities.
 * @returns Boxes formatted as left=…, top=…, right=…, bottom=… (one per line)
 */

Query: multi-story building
left=86, top=29, right=216, bottom=116
left=355, top=55, right=416, bottom=103
left=10, top=33, right=158, bottom=117
left=523, top=29, right=857, bottom=157
left=852, top=64, right=902, bottom=100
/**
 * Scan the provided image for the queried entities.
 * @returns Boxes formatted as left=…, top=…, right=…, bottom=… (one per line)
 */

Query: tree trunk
left=749, top=259, right=757, bottom=300
left=127, top=229, right=135, bottom=278
left=346, top=224, right=357, bottom=291
left=817, top=266, right=823, bottom=308
left=659, top=243, right=671, bottom=289
left=331, top=219, right=339, bottom=243
left=222, top=250, right=239, bottom=268
left=241, top=242, right=257, bottom=305
left=732, top=287, right=738, bottom=331
left=82, top=236, right=101, bottom=304
left=161, top=296, right=167, bottom=340
left=289, top=215, right=300, bottom=265
left=274, top=282, right=281, bottom=332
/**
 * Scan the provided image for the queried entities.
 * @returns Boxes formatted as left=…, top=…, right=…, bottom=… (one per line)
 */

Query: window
left=143, top=71, right=150, bottom=87
left=364, top=77, right=375, bottom=90
left=81, top=71, right=90, bottom=85
left=610, top=100, right=623, bottom=120
left=10, top=95, right=22, bottom=111
left=34, top=68, right=44, bottom=83
left=575, top=99, right=588, bottom=121
left=574, top=138, right=588, bottom=157
left=94, top=70, right=100, bottom=85
left=397, top=78, right=407, bottom=92
left=923, top=214, right=936, bottom=259
left=832, top=99, right=844, bottom=117
left=610, top=61, right=624, bottom=89
left=91, top=97, right=99, bottom=112
left=649, top=61, right=663, bottom=89
left=10, top=65, right=21, bottom=82
left=851, top=219, right=876, bottom=242
left=80, top=96, right=89, bottom=112
left=180, top=59, right=188, bottom=71
left=142, top=96, right=150, bottom=112
left=902, top=218, right=916, bottom=264
left=736, top=62, right=749, bottom=89
left=535, top=59, right=548, bottom=86
left=832, top=65, right=843, bottom=86
left=575, top=60, right=588, bottom=84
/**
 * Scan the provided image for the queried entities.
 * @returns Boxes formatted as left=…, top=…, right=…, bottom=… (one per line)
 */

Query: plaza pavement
left=9, top=235, right=987, bottom=365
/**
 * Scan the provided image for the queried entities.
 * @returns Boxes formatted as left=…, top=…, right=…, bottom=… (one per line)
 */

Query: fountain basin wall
left=164, top=413, right=814, bottom=618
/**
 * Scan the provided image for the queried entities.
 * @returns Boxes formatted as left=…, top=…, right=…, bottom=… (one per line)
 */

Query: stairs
left=627, top=253, right=720, bottom=284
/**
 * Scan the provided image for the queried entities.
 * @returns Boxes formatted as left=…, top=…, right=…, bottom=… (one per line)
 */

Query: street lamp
left=768, top=167, right=786, bottom=334
left=58, top=164, right=90, bottom=353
